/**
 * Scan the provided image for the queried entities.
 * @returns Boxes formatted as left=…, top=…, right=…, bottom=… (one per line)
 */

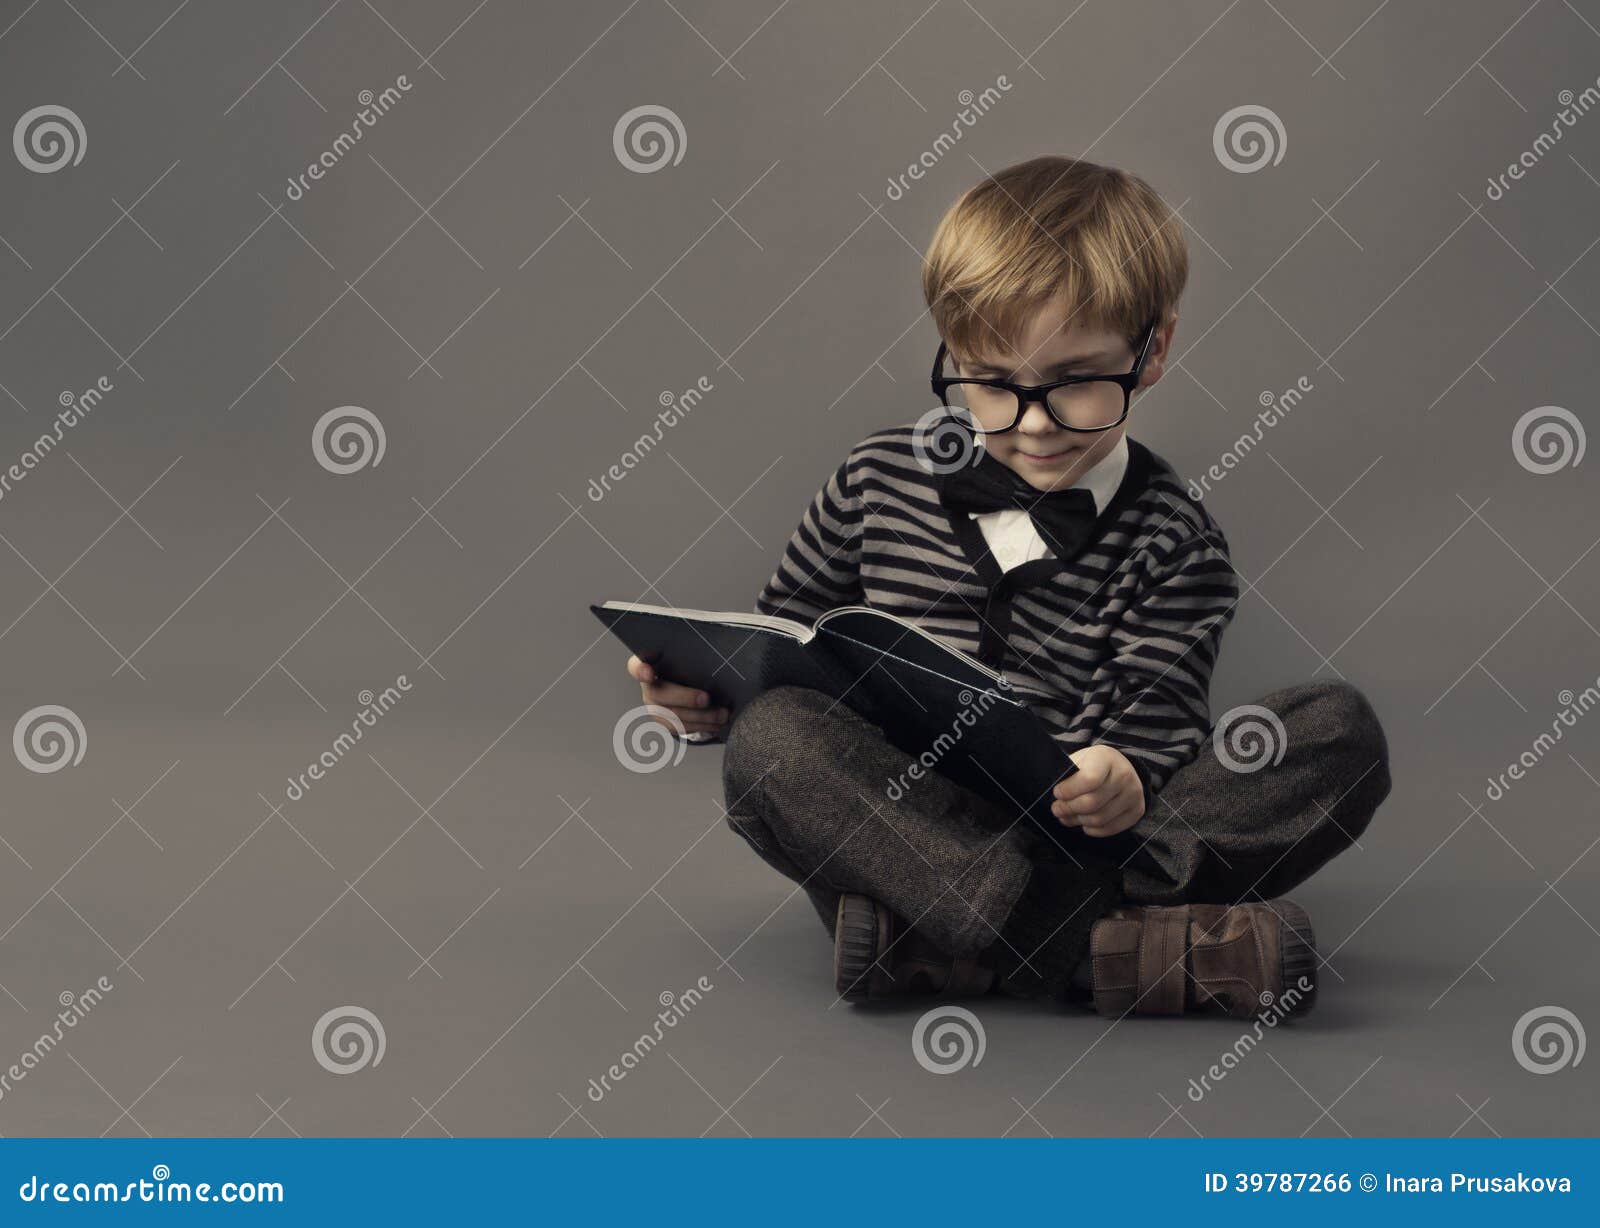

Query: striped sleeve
left=1063, top=529, right=1239, bottom=800
left=754, top=454, right=865, bottom=622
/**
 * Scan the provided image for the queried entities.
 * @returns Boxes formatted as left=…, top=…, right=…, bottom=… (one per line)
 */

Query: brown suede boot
left=834, top=894, right=995, bottom=1002
left=1087, top=900, right=1318, bottom=1019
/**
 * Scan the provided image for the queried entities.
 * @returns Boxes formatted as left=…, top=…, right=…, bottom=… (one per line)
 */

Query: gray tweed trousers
left=719, top=681, right=1390, bottom=986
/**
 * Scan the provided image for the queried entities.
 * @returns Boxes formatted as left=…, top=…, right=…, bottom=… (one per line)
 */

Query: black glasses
left=929, top=318, right=1159, bottom=435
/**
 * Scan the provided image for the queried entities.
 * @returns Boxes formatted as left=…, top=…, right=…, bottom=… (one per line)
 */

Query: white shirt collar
left=974, top=434, right=1129, bottom=517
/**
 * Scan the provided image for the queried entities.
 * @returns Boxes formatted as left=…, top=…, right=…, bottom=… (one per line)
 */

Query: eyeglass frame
left=929, top=316, right=1161, bottom=435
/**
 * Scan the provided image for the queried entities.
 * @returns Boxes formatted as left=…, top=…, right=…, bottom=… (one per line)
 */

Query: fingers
left=624, top=654, right=727, bottom=734
left=1052, top=769, right=1137, bottom=829
left=1053, top=800, right=1089, bottom=826
left=656, top=705, right=729, bottom=735
left=1088, top=799, right=1142, bottom=836
left=625, top=656, right=712, bottom=708
left=1054, top=797, right=1141, bottom=836
left=644, top=690, right=728, bottom=735
left=1056, top=747, right=1116, bottom=799
left=1055, top=764, right=1108, bottom=802
left=643, top=678, right=712, bottom=710
left=1058, top=785, right=1115, bottom=814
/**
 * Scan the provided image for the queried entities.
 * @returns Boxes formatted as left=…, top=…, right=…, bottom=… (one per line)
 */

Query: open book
left=592, top=600, right=1075, bottom=827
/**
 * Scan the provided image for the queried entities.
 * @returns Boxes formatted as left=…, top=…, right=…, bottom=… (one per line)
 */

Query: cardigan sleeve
left=753, top=455, right=865, bottom=622
left=1058, top=530, right=1239, bottom=801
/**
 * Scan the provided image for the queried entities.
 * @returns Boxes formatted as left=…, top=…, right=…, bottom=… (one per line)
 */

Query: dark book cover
left=592, top=601, right=1076, bottom=829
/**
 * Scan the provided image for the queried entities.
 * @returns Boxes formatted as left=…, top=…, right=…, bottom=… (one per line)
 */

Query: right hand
left=625, top=654, right=730, bottom=737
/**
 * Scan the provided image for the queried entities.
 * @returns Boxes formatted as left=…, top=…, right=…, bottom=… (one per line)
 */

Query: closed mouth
left=1018, top=447, right=1075, bottom=461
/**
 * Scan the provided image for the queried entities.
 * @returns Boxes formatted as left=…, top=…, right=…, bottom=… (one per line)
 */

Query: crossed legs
left=720, top=681, right=1390, bottom=997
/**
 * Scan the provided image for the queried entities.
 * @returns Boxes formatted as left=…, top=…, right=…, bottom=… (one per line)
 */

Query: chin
left=1025, top=470, right=1079, bottom=493
left=998, top=447, right=1089, bottom=486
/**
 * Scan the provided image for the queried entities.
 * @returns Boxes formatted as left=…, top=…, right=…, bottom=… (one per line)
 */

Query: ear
left=1135, top=313, right=1178, bottom=392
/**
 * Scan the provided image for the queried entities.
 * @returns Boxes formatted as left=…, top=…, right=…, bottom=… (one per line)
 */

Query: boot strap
left=1136, top=905, right=1190, bottom=1015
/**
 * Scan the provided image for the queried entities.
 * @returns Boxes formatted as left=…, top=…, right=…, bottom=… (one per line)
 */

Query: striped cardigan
left=753, top=423, right=1240, bottom=802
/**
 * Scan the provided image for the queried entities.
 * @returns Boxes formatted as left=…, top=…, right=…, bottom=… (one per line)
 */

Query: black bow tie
left=938, top=450, right=1100, bottom=561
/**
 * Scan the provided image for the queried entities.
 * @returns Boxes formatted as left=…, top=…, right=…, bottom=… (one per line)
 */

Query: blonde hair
left=922, top=155, right=1188, bottom=363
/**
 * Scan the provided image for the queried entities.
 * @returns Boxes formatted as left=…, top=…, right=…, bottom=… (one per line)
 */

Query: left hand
left=1052, top=745, right=1145, bottom=837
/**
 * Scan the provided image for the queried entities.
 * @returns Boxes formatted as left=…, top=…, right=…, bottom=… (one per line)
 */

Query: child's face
left=952, top=296, right=1172, bottom=492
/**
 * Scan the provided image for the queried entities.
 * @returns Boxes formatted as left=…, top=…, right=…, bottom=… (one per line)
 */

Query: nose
left=1016, top=397, right=1058, bottom=432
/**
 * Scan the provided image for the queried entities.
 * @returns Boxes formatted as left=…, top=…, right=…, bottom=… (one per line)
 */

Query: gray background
left=0, top=0, right=1596, bottom=1137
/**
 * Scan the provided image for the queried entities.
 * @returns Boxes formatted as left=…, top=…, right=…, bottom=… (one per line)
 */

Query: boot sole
left=1271, top=899, right=1318, bottom=1018
left=834, top=894, right=881, bottom=1002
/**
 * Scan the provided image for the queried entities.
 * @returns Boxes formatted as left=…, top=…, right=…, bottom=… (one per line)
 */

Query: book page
left=816, top=606, right=1002, bottom=683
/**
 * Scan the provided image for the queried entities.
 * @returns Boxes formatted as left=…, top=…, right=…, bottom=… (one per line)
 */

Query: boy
left=624, top=156, right=1389, bottom=1018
